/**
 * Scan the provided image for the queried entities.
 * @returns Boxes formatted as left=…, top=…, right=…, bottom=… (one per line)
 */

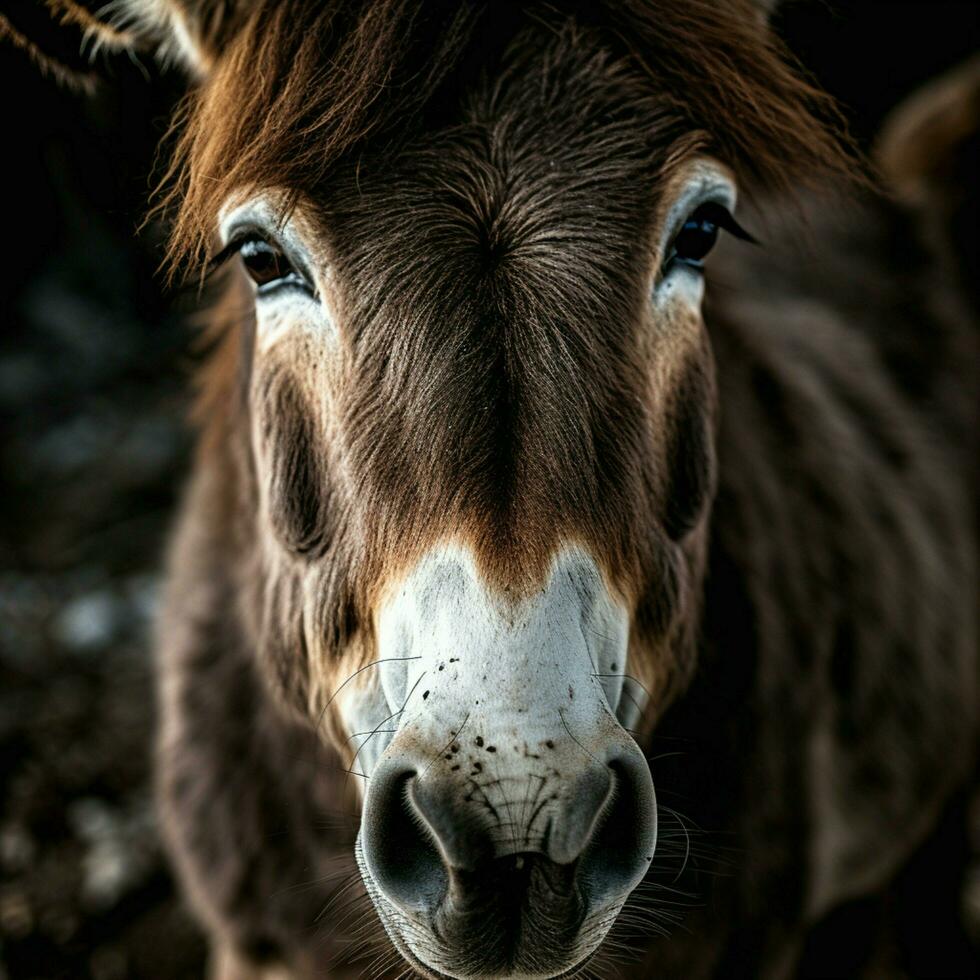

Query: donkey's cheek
left=253, top=368, right=332, bottom=557
left=662, top=356, right=717, bottom=540
left=254, top=296, right=340, bottom=353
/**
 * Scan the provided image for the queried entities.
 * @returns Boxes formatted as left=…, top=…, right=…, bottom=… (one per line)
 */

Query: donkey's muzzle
left=351, top=545, right=656, bottom=976
left=360, top=734, right=655, bottom=972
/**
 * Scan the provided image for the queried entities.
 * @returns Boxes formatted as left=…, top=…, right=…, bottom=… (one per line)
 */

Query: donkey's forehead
left=220, top=26, right=727, bottom=274
left=312, top=30, right=703, bottom=242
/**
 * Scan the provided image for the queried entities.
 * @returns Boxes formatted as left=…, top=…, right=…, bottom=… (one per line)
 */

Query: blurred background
left=0, top=2, right=977, bottom=978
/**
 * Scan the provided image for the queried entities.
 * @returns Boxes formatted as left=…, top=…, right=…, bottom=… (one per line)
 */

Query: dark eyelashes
left=661, top=201, right=759, bottom=277
left=710, top=204, right=758, bottom=245
left=206, top=229, right=316, bottom=296
left=205, top=204, right=759, bottom=290
left=206, top=232, right=264, bottom=279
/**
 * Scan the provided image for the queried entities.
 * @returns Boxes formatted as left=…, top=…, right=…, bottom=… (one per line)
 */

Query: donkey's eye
left=665, top=202, right=755, bottom=274
left=239, top=238, right=307, bottom=293
left=673, top=206, right=722, bottom=266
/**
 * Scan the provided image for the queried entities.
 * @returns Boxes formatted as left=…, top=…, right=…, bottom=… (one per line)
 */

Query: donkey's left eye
left=239, top=238, right=307, bottom=294
left=665, top=202, right=755, bottom=274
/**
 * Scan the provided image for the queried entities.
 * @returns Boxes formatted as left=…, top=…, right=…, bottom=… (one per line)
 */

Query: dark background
left=0, top=3, right=977, bottom=978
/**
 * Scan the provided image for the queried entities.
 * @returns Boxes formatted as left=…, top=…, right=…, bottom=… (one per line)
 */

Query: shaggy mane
left=154, top=0, right=862, bottom=279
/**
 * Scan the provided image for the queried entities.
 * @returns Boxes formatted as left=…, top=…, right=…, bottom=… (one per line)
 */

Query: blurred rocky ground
left=0, top=3, right=977, bottom=979
left=0, top=37, right=205, bottom=980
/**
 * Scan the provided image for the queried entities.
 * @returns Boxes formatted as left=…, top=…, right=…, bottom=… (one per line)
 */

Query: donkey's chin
left=357, top=842, right=623, bottom=980
left=394, top=941, right=601, bottom=980
left=382, top=924, right=603, bottom=980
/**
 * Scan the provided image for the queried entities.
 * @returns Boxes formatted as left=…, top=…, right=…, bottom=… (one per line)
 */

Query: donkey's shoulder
left=703, top=190, right=978, bottom=918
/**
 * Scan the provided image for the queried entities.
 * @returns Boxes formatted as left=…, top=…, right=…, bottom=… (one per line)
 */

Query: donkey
left=8, top=1, right=978, bottom=977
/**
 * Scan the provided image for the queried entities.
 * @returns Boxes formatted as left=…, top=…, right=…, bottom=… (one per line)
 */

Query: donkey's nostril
left=360, top=767, right=447, bottom=913
left=578, top=752, right=657, bottom=905
left=411, top=774, right=496, bottom=871
left=546, top=765, right=614, bottom=864
left=361, top=731, right=656, bottom=925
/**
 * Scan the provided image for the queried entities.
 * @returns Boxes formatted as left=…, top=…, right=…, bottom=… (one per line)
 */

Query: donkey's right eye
left=239, top=238, right=307, bottom=294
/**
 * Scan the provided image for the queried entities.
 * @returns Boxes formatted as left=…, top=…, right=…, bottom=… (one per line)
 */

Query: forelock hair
left=153, top=0, right=863, bottom=281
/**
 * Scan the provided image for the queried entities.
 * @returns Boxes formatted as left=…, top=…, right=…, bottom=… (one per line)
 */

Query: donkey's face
left=218, top=27, right=736, bottom=976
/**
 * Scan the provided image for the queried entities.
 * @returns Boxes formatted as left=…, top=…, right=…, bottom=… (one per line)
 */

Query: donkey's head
left=13, top=0, right=854, bottom=975
left=219, top=36, right=722, bottom=968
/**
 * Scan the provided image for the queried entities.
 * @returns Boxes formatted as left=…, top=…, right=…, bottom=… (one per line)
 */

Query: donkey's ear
left=104, top=1, right=249, bottom=79
left=0, top=1, right=245, bottom=87
left=755, top=0, right=781, bottom=23
left=0, top=0, right=140, bottom=90
left=877, top=55, right=980, bottom=201
left=877, top=55, right=980, bottom=308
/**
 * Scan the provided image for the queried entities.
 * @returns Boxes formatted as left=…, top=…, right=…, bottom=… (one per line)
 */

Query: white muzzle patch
left=346, top=544, right=658, bottom=980
left=339, top=545, right=649, bottom=856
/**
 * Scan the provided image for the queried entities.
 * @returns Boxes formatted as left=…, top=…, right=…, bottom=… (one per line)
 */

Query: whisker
left=558, top=707, right=601, bottom=764
left=315, top=871, right=365, bottom=924
left=347, top=728, right=399, bottom=741
left=419, top=711, right=470, bottom=779
left=315, top=655, right=423, bottom=736
left=591, top=672, right=655, bottom=705
left=347, top=670, right=428, bottom=790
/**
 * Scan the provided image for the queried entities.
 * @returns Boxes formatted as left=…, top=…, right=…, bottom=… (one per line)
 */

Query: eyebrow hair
left=150, top=0, right=862, bottom=283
